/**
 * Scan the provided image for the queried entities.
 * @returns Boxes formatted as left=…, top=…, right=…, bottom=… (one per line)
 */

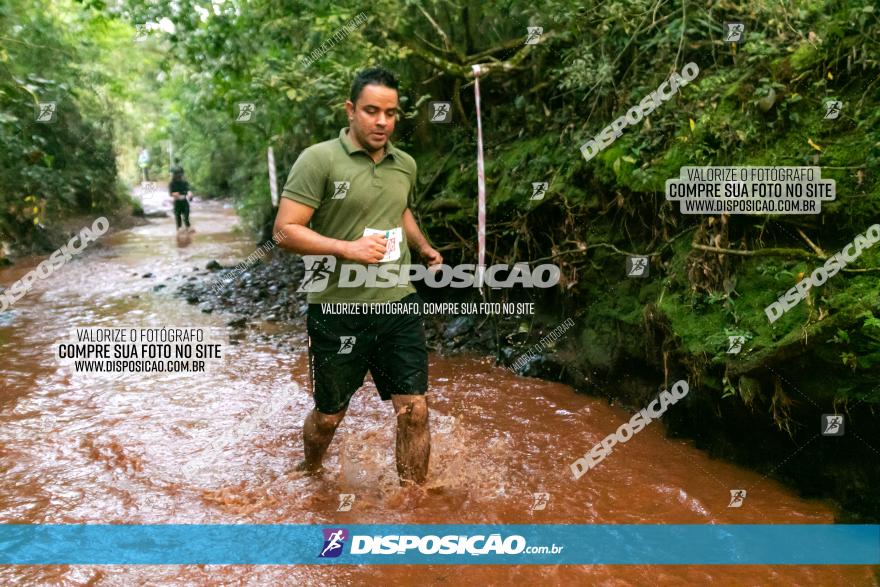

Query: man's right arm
left=274, top=148, right=387, bottom=263
left=273, top=195, right=387, bottom=264
left=273, top=199, right=347, bottom=257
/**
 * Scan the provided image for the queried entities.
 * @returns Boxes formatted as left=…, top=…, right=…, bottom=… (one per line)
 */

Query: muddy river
left=0, top=190, right=875, bottom=585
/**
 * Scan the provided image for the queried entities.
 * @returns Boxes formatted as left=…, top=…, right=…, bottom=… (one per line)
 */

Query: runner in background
left=169, top=169, right=195, bottom=233
left=137, top=146, right=151, bottom=183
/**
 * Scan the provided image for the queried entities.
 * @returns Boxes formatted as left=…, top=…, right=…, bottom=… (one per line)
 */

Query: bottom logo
left=319, top=528, right=349, bottom=558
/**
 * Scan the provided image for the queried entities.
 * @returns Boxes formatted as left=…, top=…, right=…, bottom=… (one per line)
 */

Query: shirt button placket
left=371, top=161, right=382, bottom=187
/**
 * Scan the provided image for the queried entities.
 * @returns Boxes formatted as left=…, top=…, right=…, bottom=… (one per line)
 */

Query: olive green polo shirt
left=281, top=128, right=418, bottom=303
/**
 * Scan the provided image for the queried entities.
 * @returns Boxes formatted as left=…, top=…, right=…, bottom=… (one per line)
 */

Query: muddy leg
left=295, top=407, right=347, bottom=473
left=391, top=395, right=430, bottom=485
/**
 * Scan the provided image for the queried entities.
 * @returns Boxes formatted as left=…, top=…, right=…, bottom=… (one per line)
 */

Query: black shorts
left=306, top=293, right=428, bottom=414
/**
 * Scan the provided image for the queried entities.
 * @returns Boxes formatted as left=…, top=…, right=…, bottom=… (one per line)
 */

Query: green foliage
left=0, top=0, right=154, bottom=254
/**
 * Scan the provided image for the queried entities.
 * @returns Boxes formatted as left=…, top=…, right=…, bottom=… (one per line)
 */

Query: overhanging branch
left=392, top=31, right=557, bottom=80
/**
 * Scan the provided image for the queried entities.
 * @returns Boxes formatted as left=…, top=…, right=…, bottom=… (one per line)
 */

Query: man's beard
left=354, top=125, right=385, bottom=153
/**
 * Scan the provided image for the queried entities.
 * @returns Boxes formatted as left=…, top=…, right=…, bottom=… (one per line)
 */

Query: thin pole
left=268, top=146, right=279, bottom=207
left=472, top=64, right=486, bottom=290
left=472, top=64, right=500, bottom=361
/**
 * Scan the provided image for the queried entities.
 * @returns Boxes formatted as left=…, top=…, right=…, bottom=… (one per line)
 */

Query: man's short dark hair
left=349, top=67, right=399, bottom=104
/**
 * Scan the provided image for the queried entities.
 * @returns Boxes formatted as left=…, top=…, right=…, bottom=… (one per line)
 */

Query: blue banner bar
left=0, top=524, right=877, bottom=565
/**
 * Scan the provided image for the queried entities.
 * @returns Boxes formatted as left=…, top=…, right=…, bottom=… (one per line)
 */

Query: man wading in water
left=274, top=67, right=442, bottom=485
left=169, top=169, right=195, bottom=233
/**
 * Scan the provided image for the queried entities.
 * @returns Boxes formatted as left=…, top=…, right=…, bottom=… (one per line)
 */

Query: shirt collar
left=339, top=127, right=397, bottom=160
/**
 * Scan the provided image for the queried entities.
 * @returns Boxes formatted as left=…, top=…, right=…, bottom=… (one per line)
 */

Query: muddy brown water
left=0, top=194, right=876, bottom=585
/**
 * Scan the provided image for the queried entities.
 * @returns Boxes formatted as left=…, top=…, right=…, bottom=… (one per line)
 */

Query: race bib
left=363, top=226, right=402, bottom=262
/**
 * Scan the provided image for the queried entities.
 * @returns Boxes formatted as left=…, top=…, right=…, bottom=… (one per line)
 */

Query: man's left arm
left=403, top=208, right=442, bottom=267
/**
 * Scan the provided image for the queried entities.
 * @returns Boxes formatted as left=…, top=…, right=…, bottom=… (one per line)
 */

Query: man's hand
left=419, top=245, right=443, bottom=267
left=402, top=209, right=442, bottom=268
left=343, top=234, right=388, bottom=264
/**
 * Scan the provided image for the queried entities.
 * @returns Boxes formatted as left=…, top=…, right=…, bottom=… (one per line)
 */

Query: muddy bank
left=0, top=207, right=148, bottom=267
left=173, top=247, right=880, bottom=523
